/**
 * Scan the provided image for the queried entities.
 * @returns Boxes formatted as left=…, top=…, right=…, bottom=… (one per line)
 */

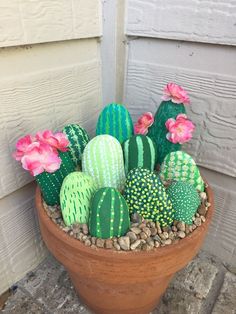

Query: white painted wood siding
left=0, top=1, right=102, bottom=294
left=126, top=0, right=236, bottom=46
left=0, top=0, right=102, bottom=47
left=125, top=0, right=236, bottom=266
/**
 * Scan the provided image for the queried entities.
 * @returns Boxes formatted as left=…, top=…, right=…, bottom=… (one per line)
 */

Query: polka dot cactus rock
left=124, top=168, right=174, bottom=227
left=167, top=181, right=201, bottom=224
left=159, top=151, right=204, bottom=192
left=89, top=187, right=130, bottom=239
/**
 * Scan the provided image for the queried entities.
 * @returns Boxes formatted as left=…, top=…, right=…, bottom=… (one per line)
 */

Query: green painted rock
left=63, top=124, right=90, bottom=167
left=167, top=181, right=201, bottom=224
left=89, top=187, right=130, bottom=239
left=60, top=172, right=96, bottom=226
left=82, top=135, right=126, bottom=191
left=159, top=151, right=204, bottom=192
left=96, top=103, right=134, bottom=143
left=148, top=100, right=186, bottom=164
left=123, top=134, right=157, bottom=174
left=36, top=151, right=75, bottom=206
left=124, top=168, right=174, bottom=226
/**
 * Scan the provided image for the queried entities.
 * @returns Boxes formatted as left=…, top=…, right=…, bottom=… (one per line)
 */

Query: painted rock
left=124, top=168, right=174, bottom=227
left=123, top=134, right=157, bottom=174
left=159, top=151, right=204, bottom=191
left=89, top=187, right=130, bottom=239
left=167, top=181, right=201, bottom=224
left=96, top=103, right=134, bottom=143
left=82, top=135, right=126, bottom=190
left=60, top=172, right=96, bottom=226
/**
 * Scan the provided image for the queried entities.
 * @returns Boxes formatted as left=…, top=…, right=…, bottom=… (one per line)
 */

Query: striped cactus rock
left=167, top=181, right=201, bottom=224
left=82, top=135, right=126, bottom=191
left=96, top=103, right=134, bottom=143
left=63, top=124, right=90, bottom=167
left=60, top=172, right=96, bottom=226
left=159, top=151, right=204, bottom=192
left=123, top=134, right=157, bottom=174
left=36, top=151, right=75, bottom=206
left=89, top=187, right=130, bottom=238
left=124, top=168, right=174, bottom=227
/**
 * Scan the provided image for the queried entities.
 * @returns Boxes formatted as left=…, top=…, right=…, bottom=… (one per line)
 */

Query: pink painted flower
left=165, top=114, right=195, bottom=144
left=12, top=135, right=37, bottom=161
left=36, top=130, right=69, bottom=152
left=134, top=112, right=154, bottom=135
left=162, top=83, right=190, bottom=105
left=21, top=142, right=61, bottom=176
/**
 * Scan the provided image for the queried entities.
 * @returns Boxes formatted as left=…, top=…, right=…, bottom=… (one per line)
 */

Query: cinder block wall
left=0, top=0, right=103, bottom=294
left=124, top=0, right=236, bottom=266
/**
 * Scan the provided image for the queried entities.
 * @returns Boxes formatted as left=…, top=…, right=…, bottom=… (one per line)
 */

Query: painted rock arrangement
left=13, top=83, right=208, bottom=250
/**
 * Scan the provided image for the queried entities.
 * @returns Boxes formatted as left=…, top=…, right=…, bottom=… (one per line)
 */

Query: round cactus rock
left=96, top=103, right=134, bottom=143
left=167, top=181, right=201, bottom=224
left=60, top=172, right=96, bottom=226
left=89, top=187, right=130, bottom=239
left=123, top=134, right=157, bottom=174
left=63, top=124, right=90, bottom=167
left=160, top=151, right=204, bottom=192
left=124, top=168, right=174, bottom=227
left=82, top=135, right=126, bottom=191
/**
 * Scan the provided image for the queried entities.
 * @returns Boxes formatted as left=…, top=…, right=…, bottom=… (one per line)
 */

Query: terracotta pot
left=36, top=183, right=214, bottom=314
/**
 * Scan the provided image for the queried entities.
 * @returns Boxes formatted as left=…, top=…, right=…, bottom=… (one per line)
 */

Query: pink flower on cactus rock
left=36, top=130, right=69, bottom=152
left=134, top=112, right=154, bottom=135
left=162, top=83, right=190, bottom=105
left=21, top=142, right=61, bottom=176
left=165, top=114, right=195, bottom=144
left=12, top=135, right=36, bottom=161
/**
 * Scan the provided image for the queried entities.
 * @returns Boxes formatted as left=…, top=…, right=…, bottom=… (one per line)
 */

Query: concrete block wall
left=124, top=0, right=236, bottom=266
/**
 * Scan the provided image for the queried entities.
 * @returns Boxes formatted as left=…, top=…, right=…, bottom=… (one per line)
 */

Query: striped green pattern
left=36, top=151, right=75, bottom=206
left=159, top=151, right=204, bottom=192
left=89, top=187, right=130, bottom=239
left=147, top=100, right=186, bottom=164
left=123, top=134, right=157, bottom=174
left=82, top=135, right=126, bottom=191
left=167, top=181, right=201, bottom=224
left=124, top=168, right=174, bottom=227
left=63, top=124, right=90, bottom=166
left=60, top=172, right=96, bottom=226
left=96, top=103, right=134, bottom=143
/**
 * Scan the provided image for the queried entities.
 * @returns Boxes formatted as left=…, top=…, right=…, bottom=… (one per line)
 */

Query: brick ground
left=1, top=251, right=236, bottom=314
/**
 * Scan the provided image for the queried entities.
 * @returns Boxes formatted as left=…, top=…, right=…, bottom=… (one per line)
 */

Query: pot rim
left=36, top=180, right=214, bottom=261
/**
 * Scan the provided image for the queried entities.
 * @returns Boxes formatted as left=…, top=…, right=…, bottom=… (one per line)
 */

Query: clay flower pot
left=36, top=183, right=214, bottom=314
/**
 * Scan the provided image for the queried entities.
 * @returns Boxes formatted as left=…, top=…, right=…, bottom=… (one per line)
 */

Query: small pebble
left=206, top=202, right=211, bottom=208
left=118, top=236, right=130, bottom=251
left=126, top=231, right=137, bottom=243
left=105, top=239, right=113, bottom=249
left=156, top=222, right=162, bottom=234
left=163, top=232, right=169, bottom=239
left=162, top=226, right=171, bottom=233
left=131, top=213, right=142, bottom=223
left=82, top=224, right=89, bottom=235
left=177, top=222, right=185, bottom=232
left=130, top=227, right=142, bottom=235
left=139, top=223, right=146, bottom=229
left=200, top=192, right=207, bottom=200
left=165, top=239, right=172, bottom=245
left=196, top=213, right=200, bottom=217
left=177, top=231, right=186, bottom=239
left=150, top=227, right=157, bottom=236
left=168, top=231, right=175, bottom=240
left=192, top=224, right=197, bottom=230
left=84, top=239, right=91, bottom=247
left=159, top=233, right=167, bottom=241
left=140, top=232, right=148, bottom=240
left=153, top=235, right=162, bottom=243
left=96, top=238, right=105, bottom=248
left=185, top=225, right=192, bottom=234
left=149, top=222, right=156, bottom=229
left=172, top=226, right=178, bottom=232
left=141, top=243, right=149, bottom=251
left=91, top=244, right=97, bottom=249
left=62, top=227, right=70, bottom=233
left=91, top=237, right=96, bottom=245
left=198, top=203, right=207, bottom=216
left=142, top=227, right=152, bottom=237
left=131, top=240, right=141, bottom=250
left=131, top=223, right=139, bottom=228
left=154, top=241, right=160, bottom=248
left=201, top=215, right=206, bottom=223
left=113, top=242, right=121, bottom=251
left=194, top=217, right=202, bottom=227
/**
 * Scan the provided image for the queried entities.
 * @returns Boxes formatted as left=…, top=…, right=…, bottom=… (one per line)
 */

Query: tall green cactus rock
left=82, top=135, right=126, bottom=191
left=147, top=100, right=186, bottom=164
left=63, top=124, right=90, bottom=167
left=123, top=135, right=157, bottom=174
left=167, top=181, right=201, bottom=224
left=160, top=151, right=204, bottom=192
left=96, top=103, right=134, bottom=143
left=124, top=168, right=174, bottom=227
left=89, top=187, right=130, bottom=239
left=36, top=151, right=75, bottom=206
left=60, top=172, right=96, bottom=226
